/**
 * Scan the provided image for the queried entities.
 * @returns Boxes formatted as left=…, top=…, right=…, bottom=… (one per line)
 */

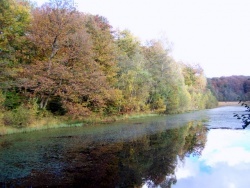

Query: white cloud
left=174, top=129, right=250, bottom=188
left=200, top=130, right=250, bottom=166
left=202, top=147, right=250, bottom=167
left=175, top=157, right=199, bottom=179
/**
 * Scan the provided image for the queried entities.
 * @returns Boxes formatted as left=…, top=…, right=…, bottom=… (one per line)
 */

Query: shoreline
left=218, top=101, right=240, bottom=106
left=218, top=101, right=250, bottom=107
left=0, top=112, right=161, bottom=136
left=2, top=102, right=236, bottom=136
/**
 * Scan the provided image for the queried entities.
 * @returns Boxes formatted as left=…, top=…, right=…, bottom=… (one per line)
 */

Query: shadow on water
left=0, top=113, right=209, bottom=188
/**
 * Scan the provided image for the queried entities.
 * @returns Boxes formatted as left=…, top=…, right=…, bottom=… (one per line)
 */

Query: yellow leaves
left=85, top=15, right=118, bottom=84
left=64, top=103, right=91, bottom=119
left=0, top=91, right=5, bottom=107
left=104, top=88, right=124, bottom=106
left=0, top=0, right=31, bottom=68
left=0, top=0, right=218, bottom=120
left=13, top=1, right=31, bottom=23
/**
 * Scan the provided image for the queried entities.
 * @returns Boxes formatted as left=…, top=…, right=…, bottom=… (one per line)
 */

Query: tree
left=20, top=0, right=115, bottom=117
left=84, top=14, right=118, bottom=84
left=143, top=40, right=171, bottom=110
left=115, top=29, right=141, bottom=59
left=181, top=63, right=217, bottom=110
left=182, top=64, right=197, bottom=87
left=208, top=76, right=250, bottom=101
left=0, top=0, right=31, bottom=90
left=243, top=79, right=250, bottom=99
left=182, top=64, right=207, bottom=90
left=143, top=40, right=192, bottom=113
left=115, top=30, right=150, bottom=112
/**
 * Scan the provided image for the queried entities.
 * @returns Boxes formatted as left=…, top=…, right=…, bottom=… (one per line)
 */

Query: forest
left=0, top=0, right=217, bottom=132
left=208, top=76, right=250, bottom=101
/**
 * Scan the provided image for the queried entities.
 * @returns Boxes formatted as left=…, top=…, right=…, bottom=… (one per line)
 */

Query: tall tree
left=20, top=0, right=114, bottom=117
left=0, top=0, right=31, bottom=89
left=115, top=30, right=150, bottom=112
left=84, top=15, right=118, bottom=84
left=143, top=40, right=169, bottom=110
left=182, top=63, right=217, bottom=109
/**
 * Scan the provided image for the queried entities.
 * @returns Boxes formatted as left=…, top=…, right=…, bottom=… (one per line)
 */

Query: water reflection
left=0, top=120, right=208, bottom=187
left=174, top=129, right=250, bottom=188
left=2, top=106, right=247, bottom=188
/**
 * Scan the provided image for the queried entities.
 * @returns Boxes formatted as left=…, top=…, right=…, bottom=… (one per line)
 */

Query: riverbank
left=218, top=101, right=250, bottom=107
left=0, top=101, right=222, bottom=136
left=0, top=112, right=161, bottom=136
left=218, top=101, right=240, bottom=106
left=0, top=105, right=246, bottom=187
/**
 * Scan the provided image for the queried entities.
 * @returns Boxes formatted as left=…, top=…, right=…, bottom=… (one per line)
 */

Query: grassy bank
left=0, top=112, right=161, bottom=136
left=0, top=103, right=219, bottom=136
left=218, top=101, right=250, bottom=107
left=218, top=101, right=240, bottom=106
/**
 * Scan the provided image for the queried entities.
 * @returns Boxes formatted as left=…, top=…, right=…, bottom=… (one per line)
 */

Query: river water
left=0, top=105, right=249, bottom=187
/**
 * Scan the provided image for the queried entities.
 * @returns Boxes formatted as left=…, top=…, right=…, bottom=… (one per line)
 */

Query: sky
left=34, top=0, right=250, bottom=78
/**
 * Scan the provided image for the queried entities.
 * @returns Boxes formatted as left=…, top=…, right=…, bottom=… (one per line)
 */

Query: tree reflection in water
left=4, top=121, right=208, bottom=187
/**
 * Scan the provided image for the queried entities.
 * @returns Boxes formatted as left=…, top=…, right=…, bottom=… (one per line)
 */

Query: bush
left=3, top=91, right=22, bottom=110
left=3, top=104, right=36, bottom=128
left=150, top=98, right=165, bottom=110
left=0, top=91, right=5, bottom=126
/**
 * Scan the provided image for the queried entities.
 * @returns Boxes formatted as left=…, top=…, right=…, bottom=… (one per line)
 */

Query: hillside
left=208, top=76, right=250, bottom=101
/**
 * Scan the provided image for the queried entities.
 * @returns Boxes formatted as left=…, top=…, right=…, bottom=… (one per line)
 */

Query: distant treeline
left=0, top=0, right=217, bottom=129
left=208, top=76, right=250, bottom=101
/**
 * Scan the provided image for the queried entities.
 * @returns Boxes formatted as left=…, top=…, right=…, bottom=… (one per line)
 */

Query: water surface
left=173, top=105, right=250, bottom=188
left=0, top=106, right=248, bottom=187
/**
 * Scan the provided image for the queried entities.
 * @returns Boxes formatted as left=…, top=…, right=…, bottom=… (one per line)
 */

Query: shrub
left=3, top=104, right=36, bottom=128
left=3, top=91, right=22, bottom=110
left=0, top=91, right=5, bottom=126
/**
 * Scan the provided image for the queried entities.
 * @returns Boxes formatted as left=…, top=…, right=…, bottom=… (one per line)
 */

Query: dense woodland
left=208, top=76, right=250, bottom=101
left=0, top=0, right=217, bottom=130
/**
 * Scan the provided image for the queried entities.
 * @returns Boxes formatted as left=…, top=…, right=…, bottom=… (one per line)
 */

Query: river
left=0, top=105, right=249, bottom=187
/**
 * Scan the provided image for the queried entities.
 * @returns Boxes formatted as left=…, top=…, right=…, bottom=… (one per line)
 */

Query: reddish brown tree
left=20, top=0, right=117, bottom=117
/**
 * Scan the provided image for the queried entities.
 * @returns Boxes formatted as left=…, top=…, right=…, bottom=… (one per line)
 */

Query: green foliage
left=85, top=14, right=118, bottom=84
left=204, top=90, right=218, bottom=109
left=149, top=93, right=165, bottom=110
left=0, top=91, right=5, bottom=125
left=103, top=89, right=124, bottom=115
left=178, top=86, right=192, bottom=110
left=3, top=91, right=22, bottom=110
left=0, top=0, right=31, bottom=90
left=0, top=91, right=5, bottom=107
left=115, top=29, right=141, bottom=58
left=165, top=86, right=180, bottom=114
left=180, top=64, right=218, bottom=111
left=0, top=0, right=31, bottom=57
left=0, top=0, right=218, bottom=130
left=183, top=65, right=197, bottom=86
left=115, top=30, right=151, bottom=112
left=3, top=104, right=36, bottom=128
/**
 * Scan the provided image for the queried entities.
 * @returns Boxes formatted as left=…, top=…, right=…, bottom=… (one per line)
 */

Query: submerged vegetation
left=0, top=120, right=208, bottom=187
left=0, top=0, right=217, bottom=134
